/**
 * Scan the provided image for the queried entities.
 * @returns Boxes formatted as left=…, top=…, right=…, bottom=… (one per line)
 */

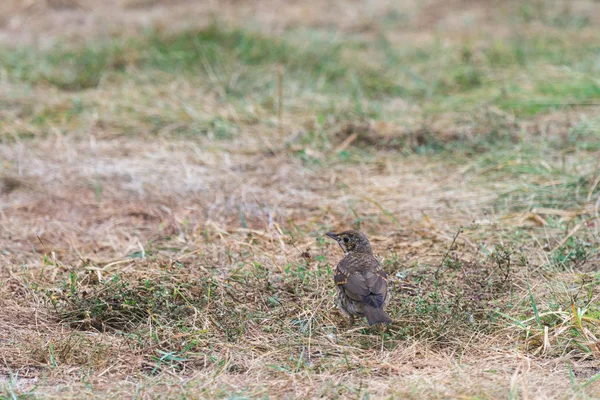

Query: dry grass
left=2, top=0, right=600, bottom=398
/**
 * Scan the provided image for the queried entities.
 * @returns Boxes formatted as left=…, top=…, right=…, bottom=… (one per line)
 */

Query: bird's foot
left=346, top=315, right=355, bottom=330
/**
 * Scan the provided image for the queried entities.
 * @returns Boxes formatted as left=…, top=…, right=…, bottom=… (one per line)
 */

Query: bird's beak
left=325, top=232, right=338, bottom=240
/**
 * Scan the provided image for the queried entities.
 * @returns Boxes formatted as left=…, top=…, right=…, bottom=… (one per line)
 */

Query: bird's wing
left=335, top=256, right=388, bottom=308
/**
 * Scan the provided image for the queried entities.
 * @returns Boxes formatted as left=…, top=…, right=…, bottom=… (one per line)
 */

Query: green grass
left=469, top=142, right=600, bottom=213
left=3, top=24, right=600, bottom=139
left=1, top=25, right=401, bottom=98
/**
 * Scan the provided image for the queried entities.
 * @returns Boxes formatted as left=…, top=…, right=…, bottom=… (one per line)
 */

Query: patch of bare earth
left=0, top=133, right=489, bottom=266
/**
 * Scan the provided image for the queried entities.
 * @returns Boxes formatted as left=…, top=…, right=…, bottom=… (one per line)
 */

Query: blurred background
left=2, top=0, right=599, bottom=240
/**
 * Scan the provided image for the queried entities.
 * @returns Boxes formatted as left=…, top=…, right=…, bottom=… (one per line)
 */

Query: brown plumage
left=326, top=230, right=392, bottom=327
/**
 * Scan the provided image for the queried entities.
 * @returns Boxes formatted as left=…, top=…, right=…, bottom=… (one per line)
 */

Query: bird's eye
left=343, top=237, right=349, bottom=243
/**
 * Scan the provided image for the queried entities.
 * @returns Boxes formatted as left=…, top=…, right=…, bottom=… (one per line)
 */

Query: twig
left=551, top=217, right=596, bottom=252
left=434, top=226, right=463, bottom=280
left=277, top=65, right=284, bottom=137
left=586, top=163, right=600, bottom=203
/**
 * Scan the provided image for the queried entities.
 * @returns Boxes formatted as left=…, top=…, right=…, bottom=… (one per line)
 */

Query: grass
left=2, top=0, right=600, bottom=398
left=3, top=17, right=600, bottom=145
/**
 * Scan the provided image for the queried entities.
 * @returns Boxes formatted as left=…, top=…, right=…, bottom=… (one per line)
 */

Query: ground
left=1, top=0, right=600, bottom=398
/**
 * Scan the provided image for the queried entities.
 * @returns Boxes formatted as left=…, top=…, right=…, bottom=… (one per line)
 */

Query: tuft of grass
left=501, top=274, right=600, bottom=359
left=389, top=243, right=517, bottom=343
left=551, top=237, right=596, bottom=271
left=1, top=45, right=123, bottom=91
left=46, top=272, right=200, bottom=332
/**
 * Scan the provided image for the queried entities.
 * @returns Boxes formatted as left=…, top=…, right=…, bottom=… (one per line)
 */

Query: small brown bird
left=326, top=230, right=392, bottom=327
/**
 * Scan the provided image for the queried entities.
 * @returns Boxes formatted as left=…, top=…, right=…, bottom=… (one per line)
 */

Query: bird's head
left=325, top=230, right=372, bottom=254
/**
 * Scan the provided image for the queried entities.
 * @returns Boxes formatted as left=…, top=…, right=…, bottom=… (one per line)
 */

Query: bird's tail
left=364, top=306, right=392, bottom=326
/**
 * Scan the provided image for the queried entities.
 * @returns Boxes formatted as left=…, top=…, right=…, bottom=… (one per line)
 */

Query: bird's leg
left=347, top=315, right=355, bottom=329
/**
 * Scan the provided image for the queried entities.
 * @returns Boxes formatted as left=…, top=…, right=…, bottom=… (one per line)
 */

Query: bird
left=326, top=230, right=392, bottom=327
